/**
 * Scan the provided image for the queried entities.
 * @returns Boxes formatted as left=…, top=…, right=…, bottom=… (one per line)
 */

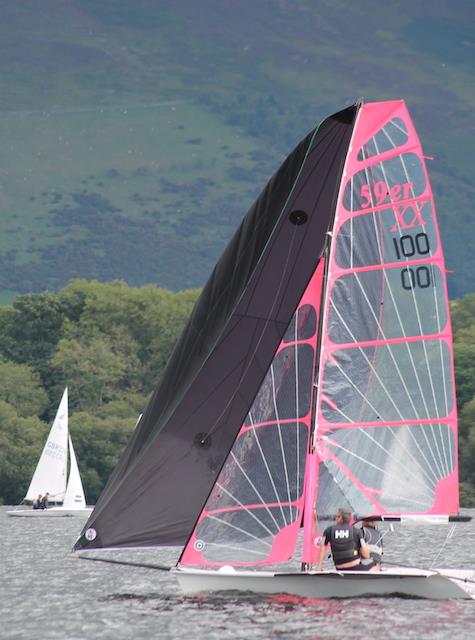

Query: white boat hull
left=7, top=507, right=93, bottom=518
left=172, top=566, right=475, bottom=600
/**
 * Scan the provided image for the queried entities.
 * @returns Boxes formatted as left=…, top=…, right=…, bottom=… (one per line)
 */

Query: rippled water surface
left=2, top=507, right=475, bottom=639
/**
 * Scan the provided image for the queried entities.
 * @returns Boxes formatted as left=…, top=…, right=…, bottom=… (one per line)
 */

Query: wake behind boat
left=8, top=388, right=92, bottom=518
left=71, top=100, right=473, bottom=599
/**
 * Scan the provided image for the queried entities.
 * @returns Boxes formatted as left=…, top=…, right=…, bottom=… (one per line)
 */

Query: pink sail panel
left=180, top=262, right=325, bottom=566
left=311, top=100, right=458, bottom=531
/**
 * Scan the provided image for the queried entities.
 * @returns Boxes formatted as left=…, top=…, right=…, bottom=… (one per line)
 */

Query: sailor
left=40, top=492, right=49, bottom=509
left=316, top=507, right=377, bottom=572
left=360, top=518, right=383, bottom=570
left=33, top=494, right=42, bottom=509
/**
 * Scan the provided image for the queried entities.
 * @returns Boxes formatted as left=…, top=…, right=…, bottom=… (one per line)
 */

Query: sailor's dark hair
left=337, top=507, right=352, bottom=522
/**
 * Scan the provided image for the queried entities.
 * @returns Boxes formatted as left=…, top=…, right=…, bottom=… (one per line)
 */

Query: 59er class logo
left=359, top=181, right=433, bottom=291
left=360, top=180, right=427, bottom=230
left=360, top=180, right=415, bottom=209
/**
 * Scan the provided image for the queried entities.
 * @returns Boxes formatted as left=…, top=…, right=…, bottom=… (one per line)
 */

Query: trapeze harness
left=323, top=523, right=375, bottom=571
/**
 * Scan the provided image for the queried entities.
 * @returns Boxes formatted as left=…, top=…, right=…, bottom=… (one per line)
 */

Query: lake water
left=1, top=506, right=475, bottom=639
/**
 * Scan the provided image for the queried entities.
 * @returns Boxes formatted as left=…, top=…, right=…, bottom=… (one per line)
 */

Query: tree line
left=0, top=280, right=474, bottom=506
left=0, top=279, right=199, bottom=504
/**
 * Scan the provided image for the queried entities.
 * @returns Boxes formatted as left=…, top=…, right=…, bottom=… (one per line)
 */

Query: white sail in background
left=9, top=388, right=92, bottom=517
left=24, top=388, right=69, bottom=503
left=62, top=435, right=87, bottom=509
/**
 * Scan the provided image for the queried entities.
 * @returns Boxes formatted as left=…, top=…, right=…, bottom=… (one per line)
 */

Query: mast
left=301, top=102, right=364, bottom=566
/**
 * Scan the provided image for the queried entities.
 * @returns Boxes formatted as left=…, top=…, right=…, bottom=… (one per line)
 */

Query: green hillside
left=0, top=0, right=473, bottom=300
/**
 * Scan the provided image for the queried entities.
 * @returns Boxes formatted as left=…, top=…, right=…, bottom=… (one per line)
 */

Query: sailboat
left=8, top=388, right=92, bottom=518
left=72, top=100, right=474, bottom=599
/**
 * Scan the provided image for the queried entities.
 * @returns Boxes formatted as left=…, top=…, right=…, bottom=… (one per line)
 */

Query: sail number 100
left=392, top=232, right=433, bottom=290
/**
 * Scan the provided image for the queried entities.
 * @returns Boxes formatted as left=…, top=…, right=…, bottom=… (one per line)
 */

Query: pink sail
left=180, top=263, right=325, bottom=566
left=306, top=100, right=458, bottom=558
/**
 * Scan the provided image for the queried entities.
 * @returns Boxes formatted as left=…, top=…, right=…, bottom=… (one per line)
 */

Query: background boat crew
left=32, top=494, right=42, bottom=509
left=316, top=507, right=377, bottom=572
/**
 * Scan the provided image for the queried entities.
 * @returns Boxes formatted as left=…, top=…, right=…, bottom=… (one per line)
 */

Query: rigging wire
left=69, top=554, right=171, bottom=571
left=429, top=523, right=457, bottom=569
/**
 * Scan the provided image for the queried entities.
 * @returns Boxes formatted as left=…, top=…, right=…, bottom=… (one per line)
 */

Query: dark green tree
left=69, top=412, right=136, bottom=503
left=0, top=401, right=48, bottom=504
left=0, top=361, right=48, bottom=416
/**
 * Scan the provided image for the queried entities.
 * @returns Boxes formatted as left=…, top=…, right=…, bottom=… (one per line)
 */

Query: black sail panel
left=74, top=105, right=357, bottom=551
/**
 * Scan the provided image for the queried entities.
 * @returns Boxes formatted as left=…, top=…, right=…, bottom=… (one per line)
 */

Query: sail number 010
left=393, top=232, right=433, bottom=290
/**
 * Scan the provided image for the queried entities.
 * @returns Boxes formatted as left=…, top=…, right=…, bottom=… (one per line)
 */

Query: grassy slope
left=0, top=0, right=473, bottom=300
left=0, top=102, right=264, bottom=290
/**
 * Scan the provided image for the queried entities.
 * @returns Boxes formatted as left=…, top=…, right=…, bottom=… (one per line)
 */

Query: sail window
left=321, top=422, right=455, bottom=514
left=315, top=461, right=375, bottom=530
left=193, top=506, right=300, bottom=563
left=321, top=340, right=453, bottom=423
left=357, top=118, right=409, bottom=160
left=328, top=265, right=447, bottom=343
left=335, top=202, right=438, bottom=268
left=191, top=416, right=308, bottom=563
left=343, top=153, right=426, bottom=212
left=283, top=304, right=317, bottom=343
left=206, top=421, right=308, bottom=510
left=243, top=344, right=314, bottom=424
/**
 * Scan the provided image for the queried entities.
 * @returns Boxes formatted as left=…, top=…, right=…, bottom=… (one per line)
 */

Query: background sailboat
left=72, top=101, right=473, bottom=598
left=8, top=388, right=92, bottom=518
